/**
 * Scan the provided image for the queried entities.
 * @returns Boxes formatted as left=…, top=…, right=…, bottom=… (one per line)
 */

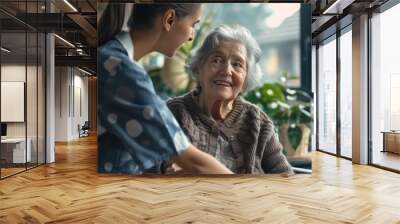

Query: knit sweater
left=167, top=92, right=294, bottom=175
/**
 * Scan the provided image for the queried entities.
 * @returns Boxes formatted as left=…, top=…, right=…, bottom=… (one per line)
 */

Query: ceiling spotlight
left=78, top=67, right=92, bottom=76
left=54, top=34, right=75, bottom=48
left=1, top=47, right=11, bottom=53
left=76, top=49, right=85, bottom=55
left=63, top=0, right=78, bottom=12
left=322, top=0, right=354, bottom=15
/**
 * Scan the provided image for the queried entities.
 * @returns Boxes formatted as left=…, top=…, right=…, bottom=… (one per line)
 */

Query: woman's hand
left=164, top=163, right=185, bottom=174
left=171, top=163, right=183, bottom=172
left=174, top=144, right=234, bottom=174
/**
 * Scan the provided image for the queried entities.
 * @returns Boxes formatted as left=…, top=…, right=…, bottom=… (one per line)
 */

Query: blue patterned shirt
left=97, top=32, right=190, bottom=174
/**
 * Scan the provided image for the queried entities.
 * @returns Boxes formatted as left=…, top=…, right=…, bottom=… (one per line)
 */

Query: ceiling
left=308, top=0, right=390, bottom=43
left=1, top=0, right=395, bottom=75
left=0, top=0, right=97, bottom=74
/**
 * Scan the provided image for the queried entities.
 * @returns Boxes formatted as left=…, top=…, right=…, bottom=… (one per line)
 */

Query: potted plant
left=245, top=76, right=313, bottom=160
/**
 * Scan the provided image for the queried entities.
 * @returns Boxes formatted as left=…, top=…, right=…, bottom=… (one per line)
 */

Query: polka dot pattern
left=107, top=113, right=118, bottom=124
left=126, top=119, right=143, bottom=138
left=159, top=138, right=168, bottom=149
left=120, top=151, right=132, bottom=164
left=104, top=56, right=122, bottom=76
left=143, top=106, right=154, bottom=120
left=104, top=162, right=113, bottom=172
left=97, top=123, right=106, bottom=136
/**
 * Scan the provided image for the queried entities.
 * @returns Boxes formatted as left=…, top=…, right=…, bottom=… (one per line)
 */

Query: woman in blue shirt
left=98, top=3, right=232, bottom=174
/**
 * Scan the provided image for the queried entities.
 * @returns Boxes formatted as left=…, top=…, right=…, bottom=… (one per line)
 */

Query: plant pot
left=279, top=123, right=311, bottom=159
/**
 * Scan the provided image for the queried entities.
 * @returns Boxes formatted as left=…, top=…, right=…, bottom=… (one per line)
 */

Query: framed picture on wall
left=1, top=81, right=25, bottom=122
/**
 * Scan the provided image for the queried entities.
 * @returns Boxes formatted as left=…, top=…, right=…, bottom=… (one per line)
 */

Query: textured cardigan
left=167, top=92, right=294, bottom=174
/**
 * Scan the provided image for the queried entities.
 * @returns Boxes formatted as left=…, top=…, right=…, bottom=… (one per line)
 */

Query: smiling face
left=198, top=40, right=248, bottom=102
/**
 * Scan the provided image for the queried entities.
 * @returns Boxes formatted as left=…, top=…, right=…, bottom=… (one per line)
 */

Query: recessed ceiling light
left=322, top=0, right=353, bottom=15
left=54, top=34, right=75, bottom=48
left=1, top=47, right=11, bottom=53
left=78, top=67, right=92, bottom=76
left=63, top=0, right=78, bottom=12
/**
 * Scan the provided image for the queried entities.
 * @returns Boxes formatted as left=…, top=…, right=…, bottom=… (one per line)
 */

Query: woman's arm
left=174, top=144, right=233, bottom=174
left=260, top=117, right=294, bottom=176
left=262, top=132, right=295, bottom=176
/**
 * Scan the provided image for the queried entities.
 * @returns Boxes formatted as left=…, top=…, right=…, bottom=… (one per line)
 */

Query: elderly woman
left=166, top=25, right=293, bottom=175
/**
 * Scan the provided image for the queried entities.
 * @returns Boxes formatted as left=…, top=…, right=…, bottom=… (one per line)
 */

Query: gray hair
left=188, top=25, right=263, bottom=93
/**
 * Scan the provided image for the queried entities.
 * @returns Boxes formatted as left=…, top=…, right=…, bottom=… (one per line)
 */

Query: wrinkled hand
left=165, top=163, right=189, bottom=174
left=171, top=163, right=182, bottom=172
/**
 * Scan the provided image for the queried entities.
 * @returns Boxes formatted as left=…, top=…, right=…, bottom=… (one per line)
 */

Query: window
left=0, top=0, right=47, bottom=179
left=339, top=28, right=352, bottom=158
left=317, top=36, right=337, bottom=154
left=370, top=2, right=400, bottom=171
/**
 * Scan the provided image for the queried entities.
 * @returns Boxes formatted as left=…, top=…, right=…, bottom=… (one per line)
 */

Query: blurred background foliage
left=244, top=76, right=313, bottom=155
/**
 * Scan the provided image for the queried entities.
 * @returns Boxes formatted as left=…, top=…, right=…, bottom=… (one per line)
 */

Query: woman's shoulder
left=167, top=93, right=193, bottom=110
left=98, top=40, right=146, bottom=79
left=98, top=39, right=127, bottom=61
left=167, top=95, right=186, bottom=107
left=166, top=93, right=196, bottom=127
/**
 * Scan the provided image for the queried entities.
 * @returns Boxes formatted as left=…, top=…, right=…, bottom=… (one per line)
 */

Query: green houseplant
left=245, top=76, right=313, bottom=159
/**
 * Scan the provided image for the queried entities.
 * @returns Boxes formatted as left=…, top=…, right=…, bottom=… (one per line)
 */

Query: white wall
left=55, top=66, right=69, bottom=141
left=72, top=73, right=89, bottom=138
left=1, top=65, right=26, bottom=140
left=1, top=65, right=41, bottom=137
left=1, top=82, right=25, bottom=122
left=370, top=4, right=400, bottom=160
left=1, top=64, right=46, bottom=164
left=54, top=67, right=89, bottom=141
left=1, top=65, right=26, bottom=81
left=374, top=5, right=400, bottom=131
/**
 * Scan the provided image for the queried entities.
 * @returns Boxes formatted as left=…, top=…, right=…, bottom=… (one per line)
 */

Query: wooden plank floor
left=0, top=167, right=26, bottom=178
left=1, top=135, right=400, bottom=224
